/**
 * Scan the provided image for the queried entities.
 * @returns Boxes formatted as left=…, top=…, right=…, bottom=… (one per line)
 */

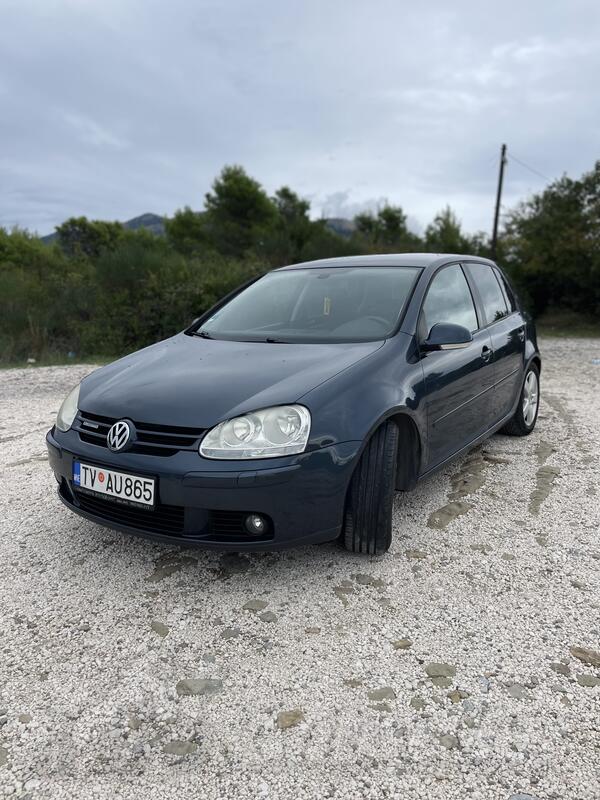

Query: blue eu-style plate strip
left=73, top=462, right=81, bottom=485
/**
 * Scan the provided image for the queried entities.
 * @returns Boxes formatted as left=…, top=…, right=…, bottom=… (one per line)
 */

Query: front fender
left=300, top=334, right=427, bottom=468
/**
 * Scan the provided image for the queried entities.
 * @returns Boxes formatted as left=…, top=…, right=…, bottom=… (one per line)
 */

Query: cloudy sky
left=2, top=0, right=599, bottom=236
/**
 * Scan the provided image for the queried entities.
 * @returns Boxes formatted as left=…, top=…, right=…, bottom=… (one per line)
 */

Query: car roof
left=276, top=253, right=497, bottom=271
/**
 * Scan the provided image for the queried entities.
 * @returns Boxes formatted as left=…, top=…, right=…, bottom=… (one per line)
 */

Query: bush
left=0, top=228, right=93, bottom=362
left=3, top=160, right=598, bottom=365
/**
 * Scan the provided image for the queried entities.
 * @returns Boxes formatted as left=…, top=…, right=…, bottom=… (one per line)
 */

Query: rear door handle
left=517, top=326, right=526, bottom=342
left=481, top=346, right=492, bottom=363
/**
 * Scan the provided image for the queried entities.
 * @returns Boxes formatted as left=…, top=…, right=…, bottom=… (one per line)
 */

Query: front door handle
left=481, top=345, right=492, bottom=363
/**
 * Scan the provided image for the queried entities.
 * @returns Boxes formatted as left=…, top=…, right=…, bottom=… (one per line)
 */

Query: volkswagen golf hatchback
left=47, top=254, right=540, bottom=554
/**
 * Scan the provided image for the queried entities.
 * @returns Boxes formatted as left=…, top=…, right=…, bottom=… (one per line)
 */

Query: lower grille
left=208, top=510, right=273, bottom=543
left=70, top=487, right=185, bottom=536
left=210, top=510, right=249, bottom=535
left=62, top=483, right=274, bottom=543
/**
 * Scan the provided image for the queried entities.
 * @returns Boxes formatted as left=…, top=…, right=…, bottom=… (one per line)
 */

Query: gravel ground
left=0, top=337, right=599, bottom=800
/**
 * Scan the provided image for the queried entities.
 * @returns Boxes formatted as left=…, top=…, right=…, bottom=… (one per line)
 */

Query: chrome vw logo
left=107, top=420, right=131, bottom=452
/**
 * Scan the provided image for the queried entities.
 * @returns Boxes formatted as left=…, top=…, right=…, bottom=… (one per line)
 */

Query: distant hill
left=41, top=212, right=166, bottom=244
left=122, top=212, right=165, bottom=236
left=41, top=212, right=352, bottom=243
left=324, top=217, right=355, bottom=238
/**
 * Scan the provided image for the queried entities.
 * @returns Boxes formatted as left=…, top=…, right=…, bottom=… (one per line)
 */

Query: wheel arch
left=388, top=411, right=422, bottom=491
left=529, top=354, right=542, bottom=375
left=350, top=409, right=423, bottom=492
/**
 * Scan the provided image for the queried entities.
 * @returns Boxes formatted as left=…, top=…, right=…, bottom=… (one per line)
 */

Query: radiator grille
left=74, top=411, right=205, bottom=457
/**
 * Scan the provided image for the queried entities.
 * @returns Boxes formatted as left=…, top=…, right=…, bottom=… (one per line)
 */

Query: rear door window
left=493, top=267, right=517, bottom=312
left=465, top=263, right=508, bottom=325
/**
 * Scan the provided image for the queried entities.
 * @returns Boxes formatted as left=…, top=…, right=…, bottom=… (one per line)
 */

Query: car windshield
left=197, top=266, right=422, bottom=343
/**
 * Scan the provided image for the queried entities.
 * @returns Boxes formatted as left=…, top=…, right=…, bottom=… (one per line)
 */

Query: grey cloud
left=1, top=0, right=599, bottom=236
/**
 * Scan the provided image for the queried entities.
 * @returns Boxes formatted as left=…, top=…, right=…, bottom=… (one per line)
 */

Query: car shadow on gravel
left=56, top=436, right=523, bottom=596
left=65, top=480, right=440, bottom=594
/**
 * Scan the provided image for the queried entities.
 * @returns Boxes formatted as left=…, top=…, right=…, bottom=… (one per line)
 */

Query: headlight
left=200, top=405, right=311, bottom=460
left=56, top=384, right=80, bottom=432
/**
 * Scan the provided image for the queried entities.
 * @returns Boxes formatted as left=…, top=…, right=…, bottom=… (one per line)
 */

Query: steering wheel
left=364, top=316, right=390, bottom=331
left=303, top=316, right=326, bottom=329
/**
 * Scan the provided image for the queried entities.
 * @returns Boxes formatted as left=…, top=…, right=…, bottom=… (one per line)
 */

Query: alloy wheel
left=522, top=370, right=539, bottom=427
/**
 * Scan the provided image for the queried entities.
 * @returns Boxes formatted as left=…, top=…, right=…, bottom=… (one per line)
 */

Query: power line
left=507, top=152, right=551, bottom=183
left=490, top=144, right=553, bottom=257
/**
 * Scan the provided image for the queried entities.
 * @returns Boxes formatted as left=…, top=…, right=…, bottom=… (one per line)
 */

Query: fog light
left=245, top=514, right=266, bottom=536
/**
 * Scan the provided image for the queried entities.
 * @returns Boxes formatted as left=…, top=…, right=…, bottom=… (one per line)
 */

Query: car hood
left=79, top=333, right=384, bottom=428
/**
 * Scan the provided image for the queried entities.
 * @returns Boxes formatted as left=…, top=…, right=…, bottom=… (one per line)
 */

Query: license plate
left=73, top=462, right=155, bottom=508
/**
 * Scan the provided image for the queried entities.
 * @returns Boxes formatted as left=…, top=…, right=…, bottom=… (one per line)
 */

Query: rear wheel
left=501, top=363, right=540, bottom=436
left=342, top=420, right=399, bottom=555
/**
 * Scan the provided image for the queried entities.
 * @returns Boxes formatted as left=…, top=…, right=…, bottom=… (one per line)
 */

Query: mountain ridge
left=40, top=213, right=355, bottom=244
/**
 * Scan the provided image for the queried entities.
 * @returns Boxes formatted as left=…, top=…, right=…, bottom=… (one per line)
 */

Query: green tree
left=7, top=159, right=600, bottom=365
left=377, top=206, right=408, bottom=245
left=353, top=205, right=421, bottom=252
left=354, top=211, right=379, bottom=242
left=56, top=216, right=124, bottom=259
left=203, top=165, right=277, bottom=257
left=424, top=206, right=472, bottom=253
left=0, top=227, right=92, bottom=360
left=274, top=186, right=310, bottom=224
left=164, top=206, right=208, bottom=256
left=262, top=186, right=315, bottom=265
left=503, top=163, right=600, bottom=315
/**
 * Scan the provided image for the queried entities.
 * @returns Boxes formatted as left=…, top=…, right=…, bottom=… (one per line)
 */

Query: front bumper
left=46, top=428, right=361, bottom=550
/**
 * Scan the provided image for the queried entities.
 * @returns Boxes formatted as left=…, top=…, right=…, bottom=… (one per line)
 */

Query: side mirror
left=422, top=322, right=473, bottom=351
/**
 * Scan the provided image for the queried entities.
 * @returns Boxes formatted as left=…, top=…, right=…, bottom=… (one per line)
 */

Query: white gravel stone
left=0, top=337, right=599, bottom=799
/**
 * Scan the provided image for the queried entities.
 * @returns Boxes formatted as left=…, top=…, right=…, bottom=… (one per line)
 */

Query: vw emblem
left=107, top=420, right=131, bottom=452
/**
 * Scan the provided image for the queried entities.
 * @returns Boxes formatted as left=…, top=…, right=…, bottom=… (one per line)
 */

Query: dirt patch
left=145, top=553, right=198, bottom=583
left=529, top=466, right=560, bottom=515
left=427, top=500, right=473, bottom=530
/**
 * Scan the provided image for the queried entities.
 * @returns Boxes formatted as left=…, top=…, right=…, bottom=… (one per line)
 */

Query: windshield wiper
left=194, top=330, right=287, bottom=343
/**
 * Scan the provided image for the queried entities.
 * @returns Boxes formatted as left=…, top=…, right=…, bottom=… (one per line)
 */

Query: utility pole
left=491, top=143, right=507, bottom=260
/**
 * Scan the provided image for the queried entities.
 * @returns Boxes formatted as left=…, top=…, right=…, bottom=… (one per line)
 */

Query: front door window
left=421, top=264, right=478, bottom=335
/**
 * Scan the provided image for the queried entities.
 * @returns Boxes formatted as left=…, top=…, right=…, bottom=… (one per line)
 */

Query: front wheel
left=342, top=420, right=399, bottom=555
left=501, top=363, right=540, bottom=436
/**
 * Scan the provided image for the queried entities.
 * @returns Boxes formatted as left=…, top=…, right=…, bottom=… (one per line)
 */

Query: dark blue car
left=47, top=253, right=541, bottom=554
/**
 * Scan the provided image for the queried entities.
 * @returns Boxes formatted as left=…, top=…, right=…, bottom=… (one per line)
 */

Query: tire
left=342, top=420, right=399, bottom=555
left=501, top=363, right=540, bottom=436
